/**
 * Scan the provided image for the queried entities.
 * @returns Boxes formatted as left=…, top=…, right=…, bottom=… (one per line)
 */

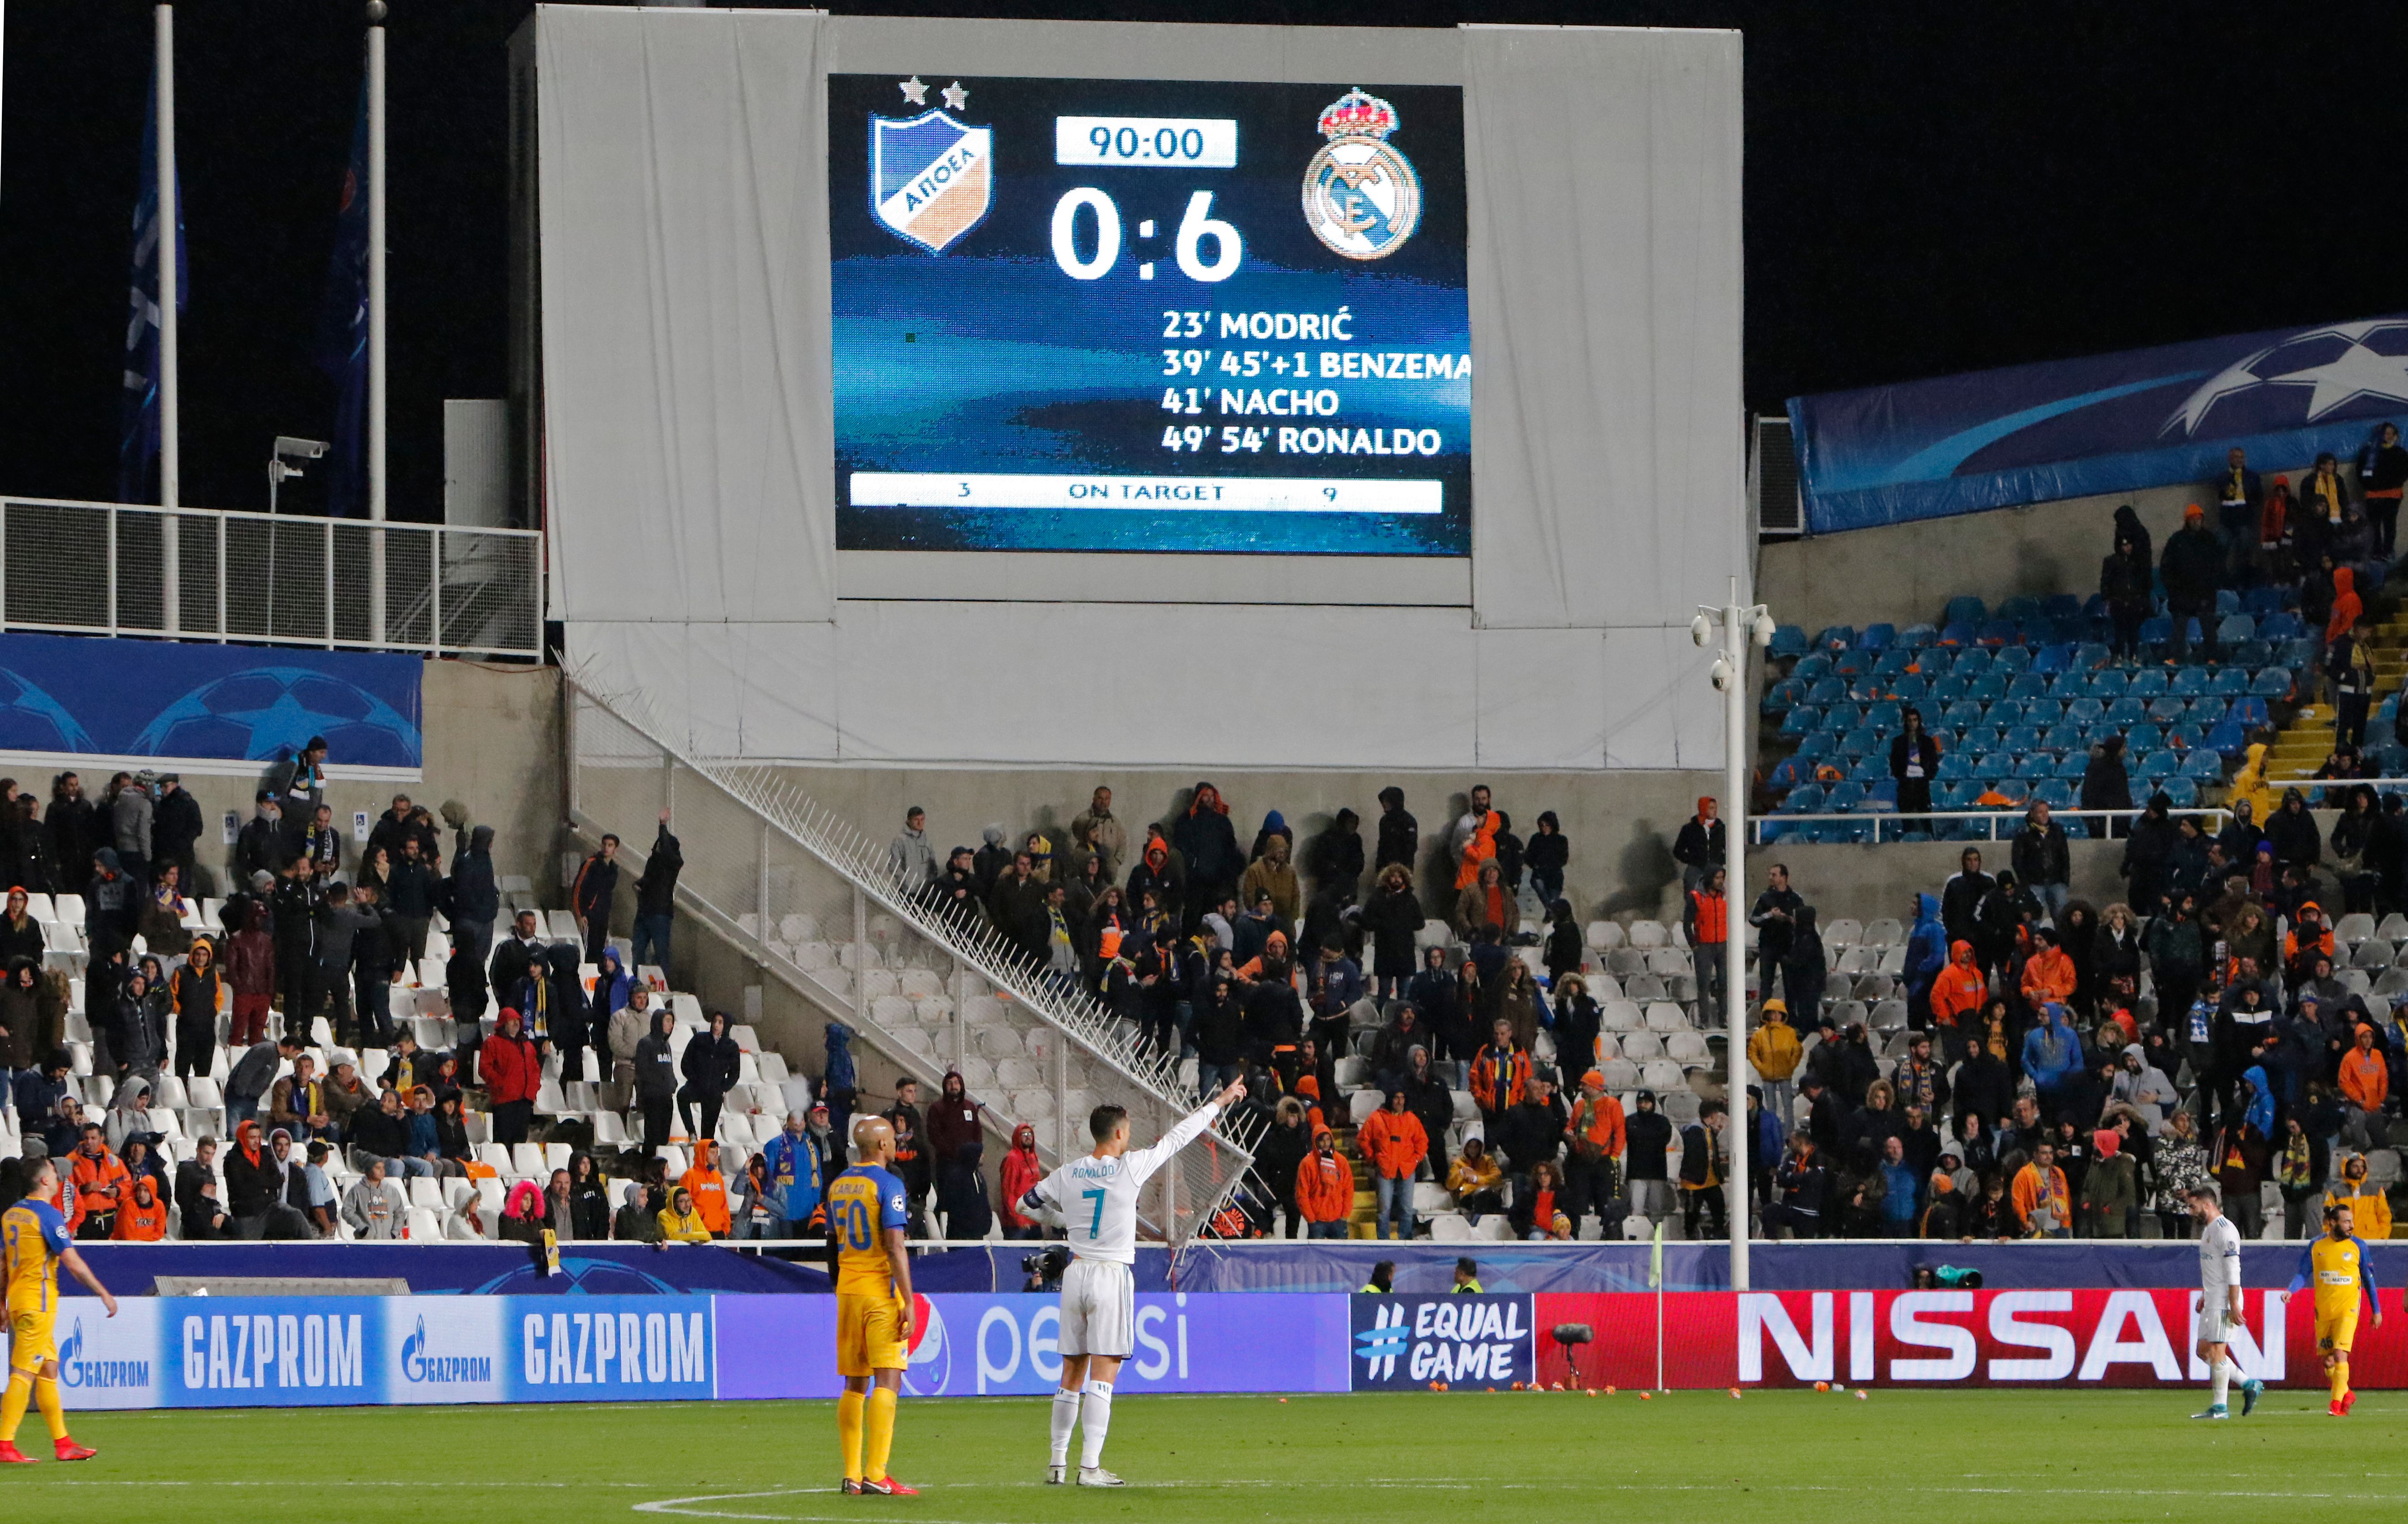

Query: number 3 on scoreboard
left=1082, top=1187, right=1106, bottom=1237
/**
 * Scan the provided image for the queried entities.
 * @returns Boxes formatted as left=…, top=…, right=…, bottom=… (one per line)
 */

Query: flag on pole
left=1648, top=1217, right=1662, bottom=1289
left=316, top=83, right=370, bottom=518
left=117, top=74, right=186, bottom=505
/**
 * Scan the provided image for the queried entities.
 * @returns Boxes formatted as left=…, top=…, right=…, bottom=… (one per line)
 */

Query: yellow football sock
left=0, top=1369, right=31, bottom=1443
left=2332, top=1360, right=2351, bottom=1402
left=33, top=1375, right=64, bottom=1442
left=837, top=1389, right=865, bottom=1481
left=865, top=1386, right=898, bottom=1482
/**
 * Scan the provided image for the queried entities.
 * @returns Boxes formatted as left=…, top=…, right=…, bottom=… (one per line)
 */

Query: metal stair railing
left=563, top=674, right=1259, bottom=1248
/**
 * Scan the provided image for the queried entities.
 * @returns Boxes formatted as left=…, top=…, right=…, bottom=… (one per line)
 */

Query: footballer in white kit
left=2186, top=1182, right=2262, bottom=1418
left=1016, top=1080, right=1244, bottom=1487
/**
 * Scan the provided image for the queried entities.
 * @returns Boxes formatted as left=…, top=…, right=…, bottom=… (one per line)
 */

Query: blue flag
left=316, top=85, right=371, bottom=519
left=118, top=74, right=187, bottom=506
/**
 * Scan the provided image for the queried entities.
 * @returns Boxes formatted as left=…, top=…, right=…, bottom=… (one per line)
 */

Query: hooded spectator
left=1672, top=798, right=1723, bottom=893
left=2160, top=504, right=2223, bottom=661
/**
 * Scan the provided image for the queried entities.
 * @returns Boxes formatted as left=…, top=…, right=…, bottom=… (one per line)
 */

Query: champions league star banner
left=0, top=631, right=421, bottom=773
left=1789, top=315, right=2408, bottom=533
left=830, top=75, right=1472, bottom=557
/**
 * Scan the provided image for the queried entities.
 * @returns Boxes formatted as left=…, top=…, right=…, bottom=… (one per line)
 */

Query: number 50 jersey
left=827, top=1164, right=910, bottom=1296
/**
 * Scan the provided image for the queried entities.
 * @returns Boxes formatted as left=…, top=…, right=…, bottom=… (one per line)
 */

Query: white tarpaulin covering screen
left=536, top=10, right=1743, bottom=770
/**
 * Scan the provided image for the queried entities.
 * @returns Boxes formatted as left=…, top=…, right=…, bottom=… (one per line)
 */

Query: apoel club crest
left=870, top=87, right=991, bottom=254
left=1301, top=88, right=1420, bottom=261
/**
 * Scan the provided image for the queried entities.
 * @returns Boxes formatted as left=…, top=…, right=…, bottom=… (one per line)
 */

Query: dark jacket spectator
left=2160, top=507, right=2223, bottom=609
left=1624, top=1097, right=1674, bottom=1182
left=1373, top=788, right=1418, bottom=872
left=633, top=1009, right=680, bottom=1102
left=1939, top=855, right=1993, bottom=946
left=2080, top=738, right=2133, bottom=815
left=1171, top=784, right=1244, bottom=898
left=448, top=824, right=500, bottom=927
left=2011, top=807, right=2070, bottom=893
left=2264, top=788, right=2321, bottom=869
left=1302, top=810, right=1364, bottom=896
left=636, top=818, right=684, bottom=917
left=1671, top=801, right=1723, bottom=881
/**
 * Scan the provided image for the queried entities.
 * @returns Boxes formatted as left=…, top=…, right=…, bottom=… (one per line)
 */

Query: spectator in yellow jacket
left=656, top=1185, right=714, bottom=1244
left=1748, top=1001, right=1802, bottom=1126
left=1446, top=1136, right=1504, bottom=1225
left=2325, top=1154, right=2392, bottom=1241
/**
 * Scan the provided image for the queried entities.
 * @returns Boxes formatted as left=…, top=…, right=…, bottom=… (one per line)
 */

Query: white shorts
left=1058, top=1257, right=1135, bottom=1359
left=2196, top=1308, right=2231, bottom=1347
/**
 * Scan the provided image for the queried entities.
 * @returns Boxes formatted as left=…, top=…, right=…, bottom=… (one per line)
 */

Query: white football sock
left=1078, top=1380, right=1114, bottom=1470
left=2209, top=1357, right=2231, bottom=1406
left=1049, top=1388, right=1080, bottom=1466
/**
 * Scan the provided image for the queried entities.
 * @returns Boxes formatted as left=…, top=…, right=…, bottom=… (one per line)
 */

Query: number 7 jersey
left=1023, top=1101, right=1224, bottom=1265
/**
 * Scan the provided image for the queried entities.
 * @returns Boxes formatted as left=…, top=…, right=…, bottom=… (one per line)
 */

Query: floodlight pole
left=155, top=3, right=180, bottom=634
left=1697, top=576, right=1771, bottom=1291
left=367, top=0, right=389, bottom=645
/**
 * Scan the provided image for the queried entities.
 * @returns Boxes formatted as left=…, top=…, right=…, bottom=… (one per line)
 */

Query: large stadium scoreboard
left=829, top=75, right=1471, bottom=558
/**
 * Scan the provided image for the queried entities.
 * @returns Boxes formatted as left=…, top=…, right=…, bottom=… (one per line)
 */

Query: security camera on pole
left=1691, top=576, right=1773, bottom=1290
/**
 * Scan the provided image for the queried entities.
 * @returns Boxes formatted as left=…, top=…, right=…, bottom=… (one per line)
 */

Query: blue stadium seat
left=1818, top=703, right=1860, bottom=733
left=1945, top=596, right=1987, bottom=627
left=1872, top=648, right=1914, bottom=678
left=1826, top=783, right=1867, bottom=812
left=1794, top=651, right=1834, bottom=682
left=1850, top=754, right=1889, bottom=783
left=1769, top=623, right=1810, bottom=658
left=2216, top=614, right=2255, bottom=645
left=1939, top=780, right=1983, bottom=809
left=2124, top=723, right=2164, bottom=753
left=2163, top=725, right=2197, bottom=753
left=2367, top=562, right=2391, bottom=593
left=2105, top=697, right=2149, bottom=727
left=1867, top=780, right=1899, bottom=809
left=1793, top=730, right=1834, bottom=761
left=1941, top=699, right=1984, bottom=731
left=2066, top=697, right=2107, bottom=725
left=2139, top=616, right=2172, bottom=647
left=1784, top=783, right=1827, bottom=814
left=2044, top=593, right=2083, bottom=620
left=2187, top=698, right=2231, bottom=729
left=2167, top=667, right=2208, bottom=698
left=2021, top=698, right=2065, bottom=727
left=2034, top=780, right=2076, bottom=808
left=2251, top=667, right=2292, bottom=698
left=1780, top=707, right=1821, bottom=738
left=1764, top=676, right=1806, bottom=714
left=1770, top=757, right=1806, bottom=791
left=1897, top=623, right=1938, bottom=648
left=1892, top=674, right=1929, bottom=703
left=1806, top=676, right=1848, bottom=705
left=1935, top=752, right=1976, bottom=781
left=2242, top=586, right=2285, bottom=616
left=2049, top=671, right=2090, bottom=698
left=2161, top=778, right=2199, bottom=808
left=2003, top=725, right=2044, bottom=755
left=2215, top=589, right=2242, bottom=617
left=1967, top=674, right=2008, bottom=704
left=2135, top=751, right=2177, bottom=786
left=2229, top=638, right=2272, bottom=668
left=2087, top=670, right=2128, bottom=699
left=1999, top=596, right=2045, bottom=626
left=1839, top=727, right=1880, bottom=759
left=2043, top=723, right=2084, bottom=753
left=2007, top=673, right=2049, bottom=700
left=1992, top=646, right=2033, bottom=674
left=2209, top=668, right=2250, bottom=697
left=1816, top=625, right=1857, bottom=652
left=2182, top=749, right=2226, bottom=780
left=1938, top=621, right=1976, bottom=647
left=2028, top=642, right=2073, bottom=676
left=2124, top=669, right=2168, bottom=699
left=1928, top=674, right=1971, bottom=705
left=1977, top=618, right=2020, bottom=648
left=1948, top=647, right=1991, bottom=676
left=2055, top=753, right=2091, bottom=780
left=2261, top=611, right=2305, bottom=641
left=1833, top=649, right=1868, bottom=678
left=1859, top=622, right=1896, bottom=651
left=1865, top=701, right=1903, bottom=734
left=2147, top=696, right=2189, bottom=724
left=2074, top=642, right=2113, bottom=671
left=2279, top=637, right=2321, bottom=672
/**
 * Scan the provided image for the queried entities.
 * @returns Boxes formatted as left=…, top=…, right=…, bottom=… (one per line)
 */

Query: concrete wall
left=1746, top=838, right=2134, bottom=927
left=155, top=659, right=563, bottom=901
left=741, top=764, right=1725, bottom=927
left=1757, top=451, right=2338, bottom=636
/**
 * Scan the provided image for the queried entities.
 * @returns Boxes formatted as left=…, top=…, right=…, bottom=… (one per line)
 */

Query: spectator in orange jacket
left=2329, top=565, right=2362, bottom=647
left=2010, top=1139, right=2073, bottom=1238
left=1468, top=1016, right=1531, bottom=1128
left=999, top=1123, right=1045, bottom=1240
left=681, top=1139, right=731, bottom=1238
left=1564, top=1070, right=1627, bottom=1237
left=111, top=1173, right=170, bottom=1240
left=68, top=1124, right=132, bottom=1240
left=2340, top=1026, right=2390, bottom=1145
left=1293, top=1127, right=1354, bottom=1238
left=1357, top=1089, right=1429, bottom=1240
left=1929, top=941, right=1988, bottom=1028
left=2018, top=927, right=2076, bottom=1013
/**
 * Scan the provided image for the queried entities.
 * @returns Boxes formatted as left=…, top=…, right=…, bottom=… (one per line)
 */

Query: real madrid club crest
left=1302, top=88, right=1420, bottom=261
left=870, top=77, right=990, bottom=254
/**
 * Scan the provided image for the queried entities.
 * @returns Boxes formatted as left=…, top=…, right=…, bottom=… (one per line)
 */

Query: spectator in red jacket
left=480, top=1007, right=543, bottom=1145
left=1357, top=1088, right=1429, bottom=1240
left=999, top=1123, right=1045, bottom=1240
left=224, top=904, right=277, bottom=1047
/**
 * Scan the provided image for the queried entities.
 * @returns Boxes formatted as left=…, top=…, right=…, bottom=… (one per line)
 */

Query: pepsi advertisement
left=829, top=74, right=1471, bottom=557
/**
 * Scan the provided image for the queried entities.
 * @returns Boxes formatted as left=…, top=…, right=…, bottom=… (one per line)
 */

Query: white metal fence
left=564, top=676, right=1260, bottom=1250
left=0, top=497, right=544, bottom=658
left=1753, top=806, right=2234, bottom=845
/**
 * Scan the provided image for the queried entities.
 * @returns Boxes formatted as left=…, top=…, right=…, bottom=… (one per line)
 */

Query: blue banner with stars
left=1789, top=314, right=2408, bottom=533
left=0, top=631, right=420, bottom=771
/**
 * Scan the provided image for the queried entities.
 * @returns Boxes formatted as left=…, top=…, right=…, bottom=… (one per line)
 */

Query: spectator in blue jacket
left=2022, top=1003, right=2084, bottom=1114
left=1876, top=1135, right=1922, bottom=1234
left=1902, top=893, right=1947, bottom=1028
left=759, top=1110, right=823, bottom=1236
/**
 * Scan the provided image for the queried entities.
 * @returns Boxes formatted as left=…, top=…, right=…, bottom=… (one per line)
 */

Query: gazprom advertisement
left=829, top=74, right=1472, bottom=557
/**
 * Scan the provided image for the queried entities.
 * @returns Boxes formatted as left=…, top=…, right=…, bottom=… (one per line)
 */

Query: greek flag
left=315, top=85, right=370, bottom=519
left=117, top=74, right=186, bottom=505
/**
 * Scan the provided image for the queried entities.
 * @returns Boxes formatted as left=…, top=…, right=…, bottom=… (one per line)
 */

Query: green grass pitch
left=7, top=1389, right=2404, bottom=1521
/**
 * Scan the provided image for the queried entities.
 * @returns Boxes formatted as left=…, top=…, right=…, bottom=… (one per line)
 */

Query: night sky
left=0, top=0, right=2392, bottom=517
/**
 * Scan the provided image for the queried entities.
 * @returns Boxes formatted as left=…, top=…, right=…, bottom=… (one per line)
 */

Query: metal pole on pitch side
left=367, top=0, right=388, bottom=645
left=1723, top=577, right=1751, bottom=1293
left=155, top=3, right=180, bottom=634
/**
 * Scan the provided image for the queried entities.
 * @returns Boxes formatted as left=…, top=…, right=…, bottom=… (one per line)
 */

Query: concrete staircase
left=2263, top=601, right=2408, bottom=786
